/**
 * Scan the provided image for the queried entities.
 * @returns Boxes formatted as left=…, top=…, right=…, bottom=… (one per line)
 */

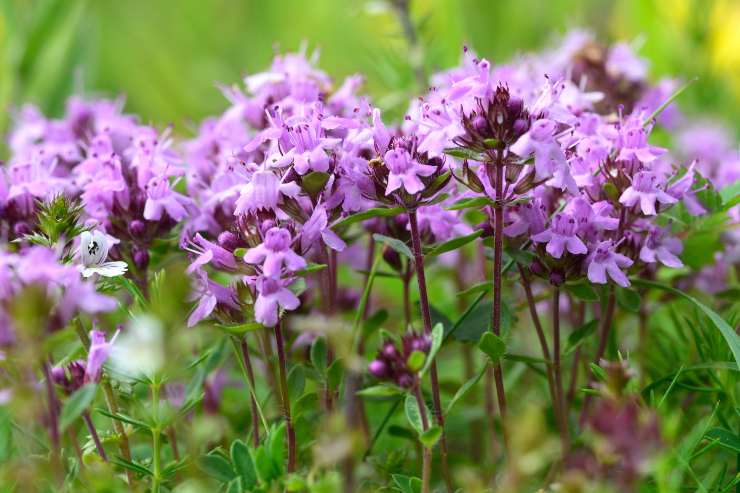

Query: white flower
left=78, top=230, right=128, bottom=278
left=110, top=315, right=164, bottom=379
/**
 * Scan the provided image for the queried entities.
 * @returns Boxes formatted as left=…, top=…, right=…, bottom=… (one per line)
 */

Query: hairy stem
left=274, top=320, right=296, bottom=472
left=552, top=287, right=569, bottom=454
left=83, top=411, right=108, bottom=461
left=489, top=158, right=509, bottom=456
left=240, top=338, right=261, bottom=447
left=151, top=382, right=162, bottom=493
left=408, top=209, right=453, bottom=493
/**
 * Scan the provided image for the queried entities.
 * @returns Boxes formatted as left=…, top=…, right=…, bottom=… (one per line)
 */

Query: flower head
left=78, top=230, right=128, bottom=278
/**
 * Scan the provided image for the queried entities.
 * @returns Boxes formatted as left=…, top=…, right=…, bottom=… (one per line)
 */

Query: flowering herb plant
left=0, top=22, right=739, bottom=493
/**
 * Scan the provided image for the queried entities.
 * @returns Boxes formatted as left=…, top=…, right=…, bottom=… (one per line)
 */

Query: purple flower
left=586, top=241, right=634, bottom=287
left=233, top=169, right=300, bottom=216
left=504, top=200, right=547, bottom=237
left=143, top=176, right=191, bottom=221
left=253, top=275, right=300, bottom=327
left=84, top=329, right=118, bottom=384
left=639, top=226, right=683, bottom=268
left=300, top=204, right=346, bottom=253
left=78, top=230, right=128, bottom=278
left=667, top=162, right=707, bottom=216
left=187, top=271, right=240, bottom=327
left=186, top=233, right=238, bottom=274
left=510, top=118, right=568, bottom=182
left=532, top=213, right=588, bottom=258
left=244, top=227, right=306, bottom=276
left=616, top=120, right=666, bottom=164
left=566, top=197, right=619, bottom=238
left=384, top=148, right=437, bottom=195
left=619, top=171, right=677, bottom=216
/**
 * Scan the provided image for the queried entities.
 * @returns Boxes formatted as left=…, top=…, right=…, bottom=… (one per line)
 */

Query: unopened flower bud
left=218, top=231, right=239, bottom=250
left=368, top=359, right=388, bottom=378
left=549, top=269, right=566, bottom=287
left=476, top=221, right=495, bottom=238
left=397, top=373, right=414, bottom=388
left=13, top=222, right=31, bottom=237
left=133, top=248, right=149, bottom=270
left=129, top=220, right=146, bottom=238
left=530, top=258, right=547, bottom=277
left=381, top=342, right=397, bottom=359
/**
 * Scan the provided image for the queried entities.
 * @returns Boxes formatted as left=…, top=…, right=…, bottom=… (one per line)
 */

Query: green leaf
left=404, top=394, right=425, bottom=436
left=334, top=207, right=404, bottom=229
left=445, top=196, right=493, bottom=211
left=253, top=445, right=277, bottom=483
left=443, top=147, right=486, bottom=161
left=310, top=337, right=329, bottom=374
left=565, top=319, right=599, bottom=355
left=59, top=383, right=97, bottom=432
left=406, top=351, right=426, bottom=372
left=231, top=440, right=257, bottom=489
left=301, top=171, right=331, bottom=196
left=445, top=363, right=488, bottom=415
left=225, top=478, right=242, bottom=493
left=0, top=409, right=12, bottom=462
left=362, top=309, right=388, bottom=336
left=616, top=287, right=641, bottom=313
left=420, top=323, right=444, bottom=377
left=110, top=455, right=153, bottom=477
left=327, top=358, right=343, bottom=390
left=565, top=282, right=599, bottom=302
left=287, top=365, right=305, bottom=400
left=425, top=230, right=483, bottom=258
left=704, top=428, right=740, bottom=454
left=285, top=473, right=308, bottom=491
left=590, top=363, right=607, bottom=381
left=373, top=233, right=413, bottom=260
left=419, top=425, right=442, bottom=448
left=452, top=300, right=515, bottom=343
left=268, top=423, right=286, bottom=474
left=392, top=474, right=422, bottom=493
left=477, top=332, right=506, bottom=363
left=198, top=454, right=236, bottom=483
left=356, top=384, right=404, bottom=398
left=294, top=263, right=328, bottom=276
left=215, top=322, right=264, bottom=335
left=632, top=279, right=740, bottom=370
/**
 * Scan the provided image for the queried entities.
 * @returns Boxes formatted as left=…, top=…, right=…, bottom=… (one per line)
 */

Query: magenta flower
left=619, top=171, right=677, bottom=216
left=586, top=240, right=634, bottom=287
left=532, top=213, right=588, bottom=258
left=504, top=200, right=547, bottom=237
left=384, top=148, right=437, bottom=195
left=186, top=233, right=238, bottom=273
left=253, top=275, right=300, bottom=327
left=244, top=227, right=306, bottom=276
left=187, top=270, right=240, bottom=327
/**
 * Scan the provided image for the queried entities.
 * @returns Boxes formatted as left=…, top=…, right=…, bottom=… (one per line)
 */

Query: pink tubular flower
left=84, top=329, right=118, bottom=384
left=384, top=148, right=437, bottom=196
left=243, top=227, right=306, bottom=276
left=253, top=276, right=300, bottom=327
left=143, top=176, right=192, bottom=221
left=510, top=118, right=568, bottom=180
left=300, top=204, right=346, bottom=253
left=532, top=213, right=588, bottom=258
left=619, top=171, right=677, bottom=216
left=504, top=200, right=547, bottom=237
left=639, top=226, right=683, bottom=268
left=186, top=233, right=238, bottom=273
left=616, top=120, right=666, bottom=164
left=233, top=169, right=300, bottom=216
left=586, top=240, right=634, bottom=287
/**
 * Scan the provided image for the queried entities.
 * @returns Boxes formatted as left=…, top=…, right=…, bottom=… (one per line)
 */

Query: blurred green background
left=1, top=0, right=739, bottom=137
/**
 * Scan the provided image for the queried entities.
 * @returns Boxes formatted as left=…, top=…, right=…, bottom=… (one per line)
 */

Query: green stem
left=151, top=382, right=162, bottom=493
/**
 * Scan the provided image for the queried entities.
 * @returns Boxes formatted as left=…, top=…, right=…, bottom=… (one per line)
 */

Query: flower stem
left=552, top=287, right=569, bottom=454
left=273, top=319, right=296, bottom=472
left=412, top=385, right=431, bottom=493
left=579, top=287, right=617, bottom=425
left=230, top=336, right=263, bottom=447
left=75, top=322, right=135, bottom=484
left=489, top=158, right=509, bottom=456
left=519, top=266, right=560, bottom=433
left=408, top=209, right=453, bottom=493
left=82, top=411, right=108, bottom=461
left=41, top=361, right=61, bottom=473
left=151, top=382, right=162, bottom=493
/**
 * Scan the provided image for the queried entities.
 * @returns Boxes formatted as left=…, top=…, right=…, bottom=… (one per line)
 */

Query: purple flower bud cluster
left=368, top=332, right=432, bottom=388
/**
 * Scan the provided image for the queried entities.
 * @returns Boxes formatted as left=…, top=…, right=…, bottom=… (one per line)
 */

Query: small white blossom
left=110, top=315, right=164, bottom=379
left=78, top=230, right=128, bottom=278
